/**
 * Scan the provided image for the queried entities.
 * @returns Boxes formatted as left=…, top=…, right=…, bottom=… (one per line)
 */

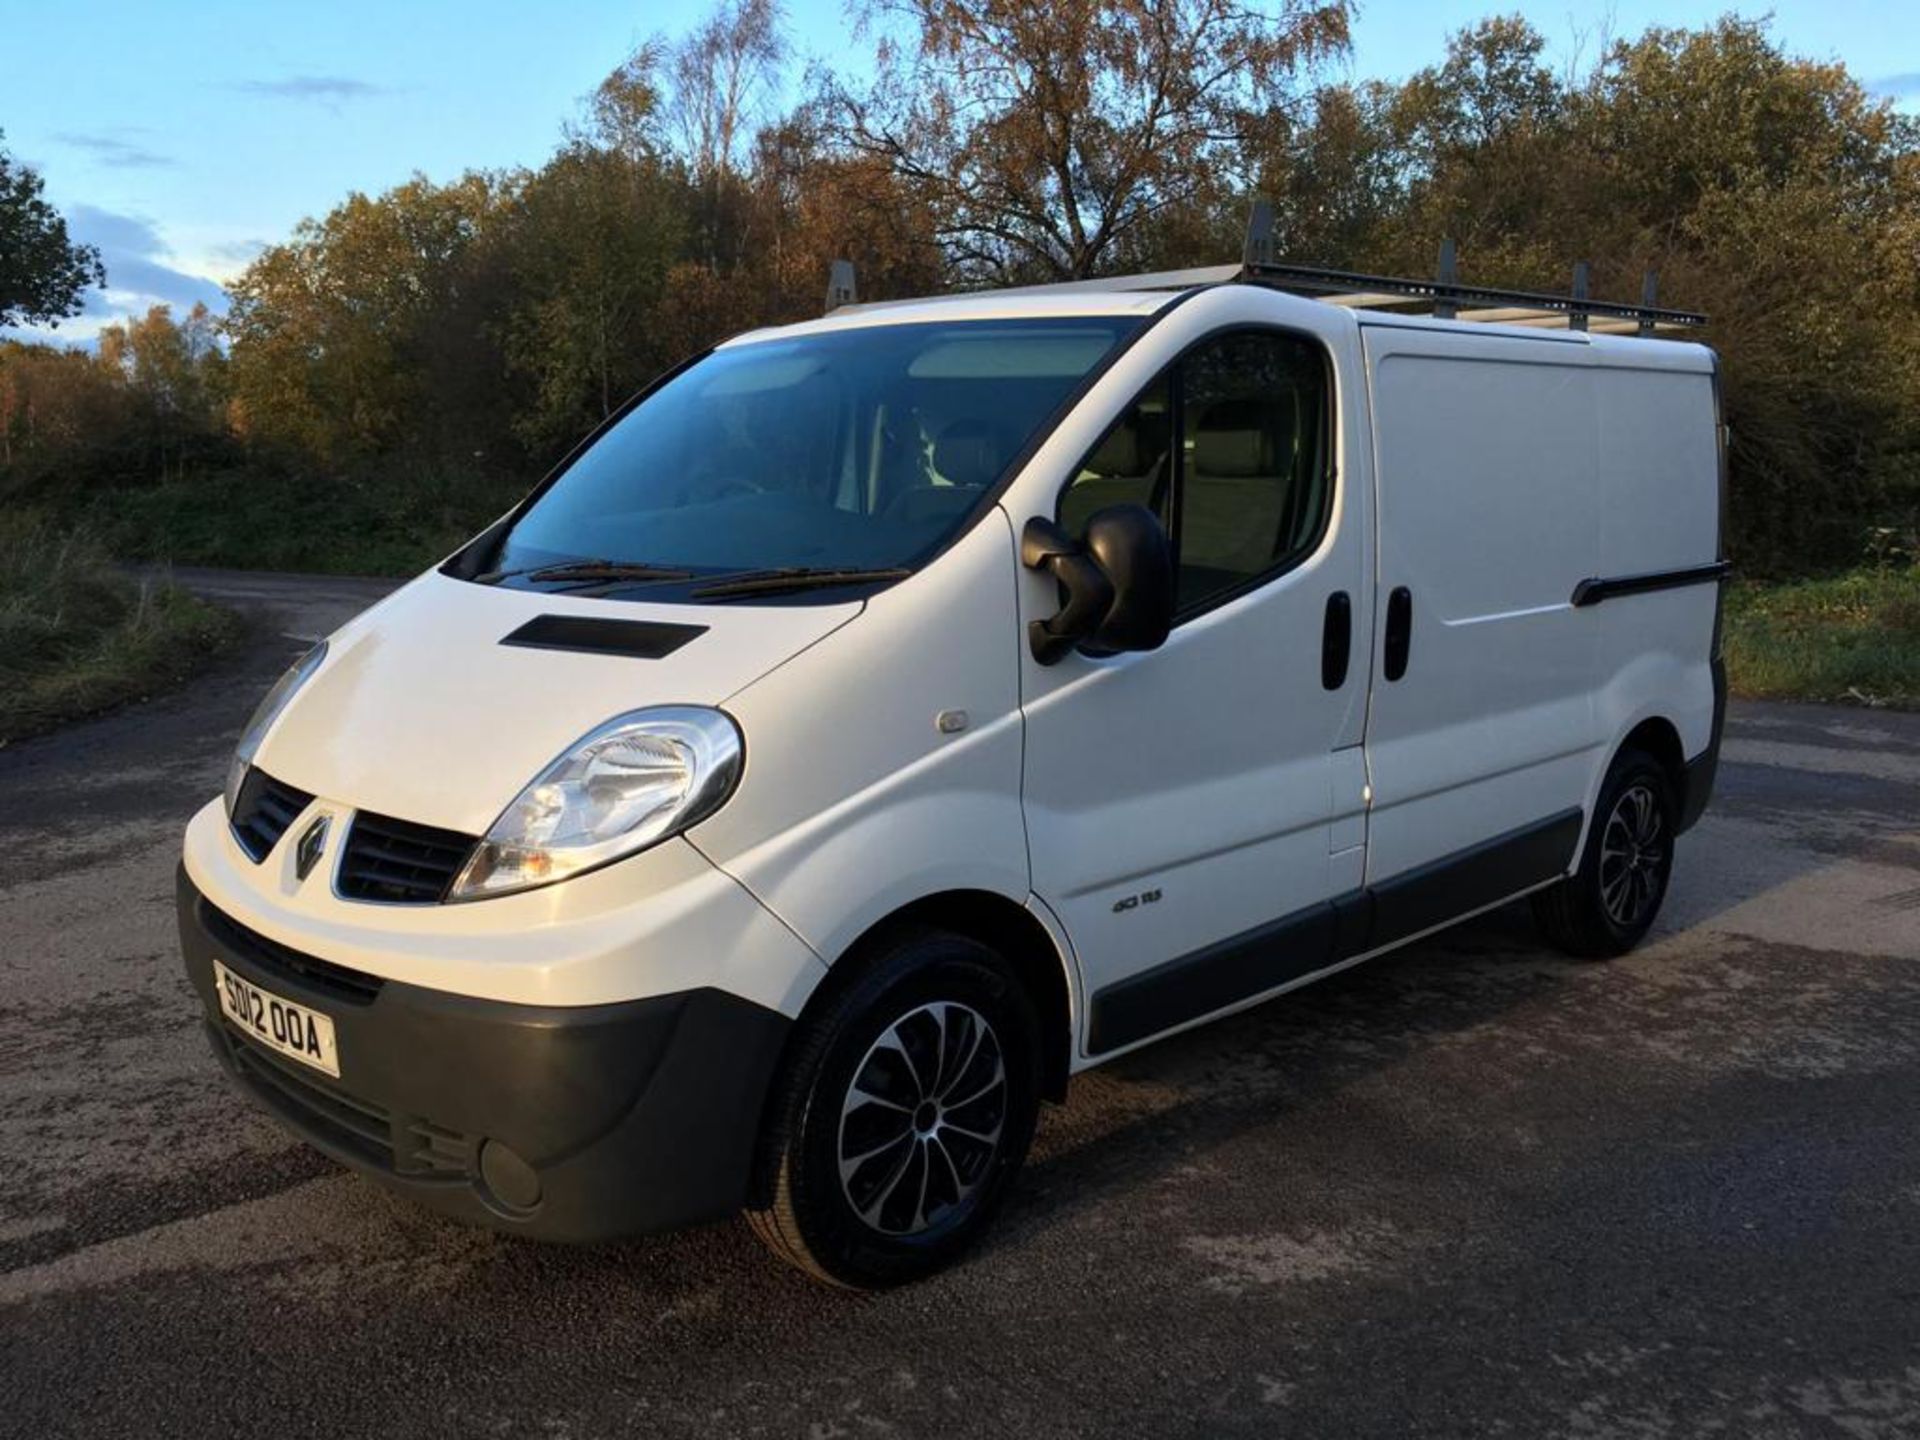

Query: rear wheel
left=745, top=928, right=1041, bottom=1289
left=1534, top=748, right=1677, bottom=958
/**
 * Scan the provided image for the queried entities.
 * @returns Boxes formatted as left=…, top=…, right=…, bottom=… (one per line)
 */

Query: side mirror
left=1021, top=504, right=1174, bottom=665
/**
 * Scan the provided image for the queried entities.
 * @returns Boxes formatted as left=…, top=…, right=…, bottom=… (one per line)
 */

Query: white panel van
left=177, top=261, right=1728, bottom=1287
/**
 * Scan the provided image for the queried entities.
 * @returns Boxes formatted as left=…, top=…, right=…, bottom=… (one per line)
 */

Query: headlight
left=447, top=706, right=743, bottom=901
left=224, top=641, right=328, bottom=816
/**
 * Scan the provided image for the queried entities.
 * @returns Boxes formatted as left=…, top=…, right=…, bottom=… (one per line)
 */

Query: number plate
left=212, top=959, right=340, bottom=1078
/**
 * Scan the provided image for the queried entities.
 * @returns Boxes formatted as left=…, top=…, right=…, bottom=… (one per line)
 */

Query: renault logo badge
left=294, top=815, right=329, bottom=882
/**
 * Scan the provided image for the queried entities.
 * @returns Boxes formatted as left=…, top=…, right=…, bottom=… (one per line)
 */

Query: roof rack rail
left=1237, top=201, right=1705, bottom=335
left=825, top=258, right=858, bottom=312
left=820, top=206, right=1706, bottom=334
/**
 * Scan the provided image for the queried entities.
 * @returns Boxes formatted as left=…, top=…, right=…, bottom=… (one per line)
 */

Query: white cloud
left=50, top=131, right=175, bottom=169
left=233, top=75, right=390, bottom=103
left=7, top=205, right=228, bottom=346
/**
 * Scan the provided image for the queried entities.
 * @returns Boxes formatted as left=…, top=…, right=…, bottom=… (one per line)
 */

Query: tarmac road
left=3, top=570, right=1918, bottom=1438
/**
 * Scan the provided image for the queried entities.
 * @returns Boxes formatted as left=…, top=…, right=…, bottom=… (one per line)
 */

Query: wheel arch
left=1576, top=715, right=1688, bottom=869
left=1618, top=715, right=1687, bottom=810
left=787, top=890, right=1075, bottom=1099
left=743, top=888, right=1076, bottom=1210
left=845, top=891, right=1073, bottom=1102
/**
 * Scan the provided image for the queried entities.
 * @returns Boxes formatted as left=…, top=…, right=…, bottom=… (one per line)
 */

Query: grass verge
left=1723, top=566, right=1920, bottom=708
left=0, top=513, right=244, bottom=745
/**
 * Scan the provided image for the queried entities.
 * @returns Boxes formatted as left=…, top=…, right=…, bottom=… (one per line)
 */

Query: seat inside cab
left=1059, top=369, right=1323, bottom=613
left=1058, top=393, right=1171, bottom=534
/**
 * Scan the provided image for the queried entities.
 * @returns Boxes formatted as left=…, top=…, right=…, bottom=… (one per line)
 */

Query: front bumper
left=178, top=867, right=791, bottom=1242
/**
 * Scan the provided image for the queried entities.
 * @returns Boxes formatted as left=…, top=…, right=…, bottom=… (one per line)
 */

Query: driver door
left=1018, top=318, right=1371, bottom=1057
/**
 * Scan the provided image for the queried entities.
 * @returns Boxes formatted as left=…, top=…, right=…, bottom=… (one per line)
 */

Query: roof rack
left=822, top=203, right=1707, bottom=335
left=824, top=258, right=857, bottom=313
left=1234, top=203, right=1704, bottom=335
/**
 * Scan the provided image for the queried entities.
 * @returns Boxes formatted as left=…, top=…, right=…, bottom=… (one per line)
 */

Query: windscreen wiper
left=475, top=560, right=698, bottom=589
left=689, top=566, right=914, bottom=600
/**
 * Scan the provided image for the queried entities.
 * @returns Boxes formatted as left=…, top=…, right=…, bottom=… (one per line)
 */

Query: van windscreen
left=473, top=317, right=1144, bottom=600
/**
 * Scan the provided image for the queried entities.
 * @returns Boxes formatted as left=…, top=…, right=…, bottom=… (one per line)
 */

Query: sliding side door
left=1357, top=322, right=1603, bottom=940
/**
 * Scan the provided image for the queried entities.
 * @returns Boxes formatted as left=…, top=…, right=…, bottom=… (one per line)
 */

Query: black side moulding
left=1086, top=808, right=1583, bottom=1054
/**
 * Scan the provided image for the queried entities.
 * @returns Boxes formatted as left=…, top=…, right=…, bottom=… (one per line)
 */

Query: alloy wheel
left=837, top=1001, right=1008, bottom=1236
left=1598, top=781, right=1668, bottom=928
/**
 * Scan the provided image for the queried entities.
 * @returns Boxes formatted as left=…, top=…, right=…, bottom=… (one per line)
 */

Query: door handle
left=1321, top=591, right=1351, bottom=690
left=1383, top=586, right=1412, bottom=681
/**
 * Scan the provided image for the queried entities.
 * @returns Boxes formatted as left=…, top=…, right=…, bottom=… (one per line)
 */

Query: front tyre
left=745, top=928, right=1041, bottom=1289
left=1534, top=748, right=1677, bottom=959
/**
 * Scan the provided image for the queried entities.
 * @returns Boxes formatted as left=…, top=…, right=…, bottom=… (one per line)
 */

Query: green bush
left=79, top=462, right=529, bottom=577
left=0, top=512, right=242, bottom=743
left=1723, top=565, right=1920, bottom=708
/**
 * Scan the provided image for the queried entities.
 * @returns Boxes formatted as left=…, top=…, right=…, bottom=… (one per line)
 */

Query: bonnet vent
left=500, top=615, right=708, bottom=659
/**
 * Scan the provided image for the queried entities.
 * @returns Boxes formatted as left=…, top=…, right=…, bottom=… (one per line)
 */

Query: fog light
left=478, top=1138, right=541, bottom=1213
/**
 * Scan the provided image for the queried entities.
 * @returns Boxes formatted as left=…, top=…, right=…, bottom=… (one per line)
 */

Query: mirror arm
left=1021, top=517, right=1115, bottom=665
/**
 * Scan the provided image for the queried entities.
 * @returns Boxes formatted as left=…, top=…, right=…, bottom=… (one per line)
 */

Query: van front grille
left=200, top=898, right=384, bottom=1005
left=336, top=811, right=479, bottom=904
left=229, top=767, right=314, bottom=862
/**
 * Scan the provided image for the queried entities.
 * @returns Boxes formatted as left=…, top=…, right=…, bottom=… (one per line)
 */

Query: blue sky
left=4, top=0, right=1915, bottom=343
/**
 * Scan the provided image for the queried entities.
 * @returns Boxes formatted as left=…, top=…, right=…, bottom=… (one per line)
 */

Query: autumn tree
left=1264, top=16, right=1920, bottom=569
left=95, top=303, right=230, bottom=479
left=0, top=132, right=106, bottom=329
left=0, top=306, right=229, bottom=487
left=831, top=0, right=1350, bottom=281
left=501, top=144, right=686, bottom=445
left=1250, top=82, right=1401, bottom=266
left=552, top=8, right=933, bottom=411
left=1574, top=21, right=1920, bottom=567
left=224, top=174, right=510, bottom=462
left=582, top=42, right=669, bottom=165
left=665, top=0, right=786, bottom=181
left=751, top=112, right=942, bottom=312
left=0, top=342, right=122, bottom=478
left=587, top=0, right=787, bottom=273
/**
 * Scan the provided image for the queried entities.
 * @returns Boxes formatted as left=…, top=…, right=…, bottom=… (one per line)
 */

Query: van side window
left=1058, top=329, right=1332, bottom=619
left=1176, top=331, right=1332, bottom=612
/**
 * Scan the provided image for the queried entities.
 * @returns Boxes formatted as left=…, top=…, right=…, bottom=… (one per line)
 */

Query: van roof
left=732, top=240, right=1708, bottom=349
left=719, top=287, right=1187, bottom=348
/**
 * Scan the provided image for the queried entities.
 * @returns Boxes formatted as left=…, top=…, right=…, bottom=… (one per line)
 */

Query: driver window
left=1176, top=331, right=1331, bottom=611
left=1058, top=330, right=1332, bottom=618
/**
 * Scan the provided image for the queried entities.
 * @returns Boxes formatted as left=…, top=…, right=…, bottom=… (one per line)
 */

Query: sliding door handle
left=1321, top=591, right=1351, bottom=689
left=1383, top=586, right=1412, bottom=681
